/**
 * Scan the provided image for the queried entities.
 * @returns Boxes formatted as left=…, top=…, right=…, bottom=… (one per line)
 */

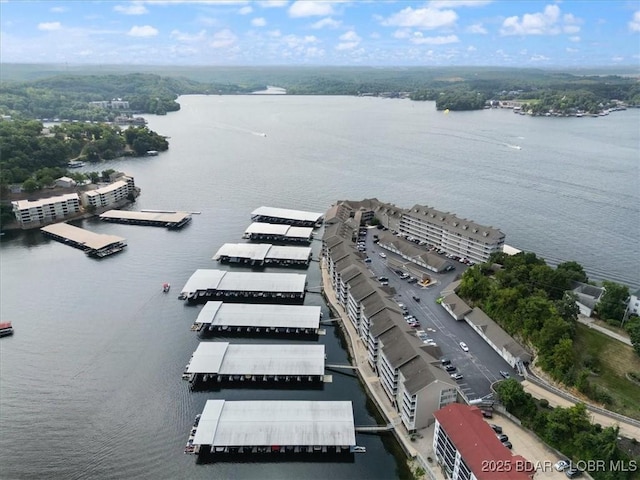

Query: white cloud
left=393, top=29, right=411, bottom=39
left=50, top=6, right=67, bottom=13
left=289, top=1, right=334, bottom=18
left=410, top=33, right=458, bottom=45
left=238, top=6, right=253, bottom=15
left=114, top=3, right=148, bottom=15
left=267, top=29, right=282, bottom=37
left=369, top=32, right=380, bottom=39
left=252, top=17, right=267, bottom=27
left=128, top=25, right=159, bottom=37
left=467, top=45, right=476, bottom=52
left=210, top=29, right=237, bottom=48
left=611, top=55, right=624, bottom=62
left=629, top=11, right=640, bottom=32
left=500, top=4, right=567, bottom=36
left=304, top=46, right=325, bottom=58
left=257, top=0, right=288, bottom=7
left=382, top=7, right=457, bottom=29
left=530, top=54, right=549, bottom=62
left=311, top=17, right=341, bottom=29
left=428, top=0, right=492, bottom=7
left=170, top=29, right=206, bottom=42
left=569, top=36, right=580, bottom=42
left=466, top=23, right=487, bottom=34
left=38, top=22, right=62, bottom=31
left=566, top=47, right=578, bottom=53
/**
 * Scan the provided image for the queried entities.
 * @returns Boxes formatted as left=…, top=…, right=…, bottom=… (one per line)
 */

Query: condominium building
left=12, top=193, right=81, bottom=228
left=433, top=403, right=534, bottom=480
left=81, top=177, right=135, bottom=209
left=399, top=205, right=505, bottom=264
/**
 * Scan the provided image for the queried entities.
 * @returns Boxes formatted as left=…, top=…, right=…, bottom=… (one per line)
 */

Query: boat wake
left=252, top=132, right=267, bottom=137
left=506, top=144, right=522, bottom=150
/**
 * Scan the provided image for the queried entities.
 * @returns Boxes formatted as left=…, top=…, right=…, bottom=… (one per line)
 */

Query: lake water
left=0, top=96, right=638, bottom=479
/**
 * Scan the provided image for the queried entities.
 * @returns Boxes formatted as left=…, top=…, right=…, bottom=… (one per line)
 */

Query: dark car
left=444, top=365, right=456, bottom=372
left=407, top=277, right=418, bottom=283
left=565, top=468, right=583, bottom=478
left=441, top=359, right=451, bottom=366
left=412, top=295, right=421, bottom=302
left=490, top=424, right=502, bottom=434
left=500, top=370, right=510, bottom=379
left=481, top=410, right=493, bottom=418
left=502, top=441, right=512, bottom=449
left=496, top=434, right=509, bottom=442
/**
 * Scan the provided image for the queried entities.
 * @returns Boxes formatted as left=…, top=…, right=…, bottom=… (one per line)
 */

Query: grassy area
left=574, top=323, right=640, bottom=420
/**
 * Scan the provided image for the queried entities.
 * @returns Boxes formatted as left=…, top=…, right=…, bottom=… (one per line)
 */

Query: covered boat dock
left=251, top=206, right=323, bottom=228
left=99, top=210, right=192, bottom=229
left=182, top=342, right=326, bottom=384
left=191, top=302, right=322, bottom=335
left=188, top=400, right=356, bottom=455
left=179, top=269, right=307, bottom=304
left=213, top=243, right=312, bottom=267
left=40, top=222, right=126, bottom=258
left=243, top=223, right=314, bottom=244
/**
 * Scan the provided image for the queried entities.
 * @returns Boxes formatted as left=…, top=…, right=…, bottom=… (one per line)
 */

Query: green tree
left=458, top=266, right=492, bottom=302
left=596, top=281, right=629, bottom=324
left=22, top=178, right=38, bottom=192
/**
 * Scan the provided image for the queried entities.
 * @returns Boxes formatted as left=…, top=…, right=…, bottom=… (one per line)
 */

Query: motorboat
left=162, top=283, right=170, bottom=293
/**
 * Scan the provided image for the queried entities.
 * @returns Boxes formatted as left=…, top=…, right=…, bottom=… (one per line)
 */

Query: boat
left=163, top=283, right=170, bottom=293
left=67, top=160, right=85, bottom=168
left=350, top=445, right=366, bottom=453
left=0, top=321, right=14, bottom=337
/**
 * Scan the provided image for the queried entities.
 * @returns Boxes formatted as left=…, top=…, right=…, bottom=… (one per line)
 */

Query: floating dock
left=243, top=223, right=314, bottom=244
left=213, top=243, right=312, bottom=267
left=179, top=269, right=307, bottom=304
left=182, top=342, right=326, bottom=385
left=99, top=210, right=192, bottom=229
left=251, top=206, right=324, bottom=228
left=191, top=302, right=322, bottom=336
left=40, top=223, right=126, bottom=258
left=187, top=400, right=356, bottom=456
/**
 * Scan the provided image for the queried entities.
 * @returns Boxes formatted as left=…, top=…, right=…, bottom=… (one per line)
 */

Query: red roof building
left=433, top=403, right=534, bottom=480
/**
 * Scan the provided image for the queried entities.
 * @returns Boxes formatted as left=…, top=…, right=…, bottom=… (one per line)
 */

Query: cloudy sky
left=1, top=1, right=639, bottom=67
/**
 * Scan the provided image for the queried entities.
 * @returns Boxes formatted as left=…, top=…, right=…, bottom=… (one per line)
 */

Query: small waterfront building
left=54, top=176, right=77, bottom=188
left=40, top=222, right=126, bottom=257
left=191, top=400, right=356, bottom=454
left=179, top=269, right=307, bottom=304
left=12, top=193, right=81, bottom=228
left=433, top=404, right=534, bottom=480
left=251, top=206, right=324, bottom=227
left=629, top=289, right=640, bottom=316
left=183, top=342, right=326, bottom=384
left=99, top=210, right=192, bottom=229
left=192, top=302, right=321, bottom=335
left=243, top=222, right=314, bottom=244
left=571, top=281, right=605, bottom=317
left=213, top=243, right=312, bottom=267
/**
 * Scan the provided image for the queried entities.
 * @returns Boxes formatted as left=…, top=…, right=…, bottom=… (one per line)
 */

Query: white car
left=379, top=252, right=387, bottom=258
left=459, top=341, right=469, bottom=352
left=554, top=460, right=570, bottom=472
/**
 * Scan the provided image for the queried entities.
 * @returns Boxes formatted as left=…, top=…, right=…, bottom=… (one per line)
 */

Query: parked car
left=379, top=252, right=387, bottom=258
left=490, top=424, right=502, bottom=434
left=378, top=276, right=389, bottom=282
left=459, top=341, right=469, bottom=352
left=554, top=460, right=570, bottom=472
left=450, top=373, right=463, bottom=380
left=481, top=410, right=493, bottom=418
left=444, top=365, right=456, bottom=372
left=364, top=257, right=372, bottom=263
left=502, top=441, right=512, bottom=449
left=412, top=295, right=421, bottom=302
left=407, top=277, right=418, bottom=283
left=500, top=370, right=510, bottom=379
left=441, top=358, right=451, bottom=366
left=496, top=434, right=509, bottom=442
left=565, top=467, right=583, bottom=478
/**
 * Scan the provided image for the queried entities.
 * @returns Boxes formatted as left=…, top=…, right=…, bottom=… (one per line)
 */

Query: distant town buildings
left=89, top=99, right=130, bottom=110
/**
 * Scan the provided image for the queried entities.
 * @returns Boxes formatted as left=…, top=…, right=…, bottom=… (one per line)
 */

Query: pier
left=251, top=206, right=324, bottom=228
left=243, top=222, right=314, bottom=244
left=99, top=210, right=192, bottom=229
left=40, top=222, right=126, bottom=258
left=213, top=243, right=312, bottom=267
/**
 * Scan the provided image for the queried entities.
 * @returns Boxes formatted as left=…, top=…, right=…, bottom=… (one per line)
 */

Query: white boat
left=350, top=445, right=366, bottom=453
left=162, top=283, right=170, bottom=293
left=67, top=161, right=85, bottom=168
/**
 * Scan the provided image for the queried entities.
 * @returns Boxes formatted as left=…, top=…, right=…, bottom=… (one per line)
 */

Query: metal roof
left=195, top=302, right=321, bottom=328
left=14, top=193, right=79, bottom=210
left=251, top=206, right=323, bottom=223
left=212, top=243, right=311, bottom=261
left=40, top=222, right=126, bottom=250
left=244, top=223, right=314, bottom=239
left=193, top=400, right=356, bottom=447
left=99, top=210, right=191, bottom=223
left=180, top=270, right=306, bottom=294
left=186, top=342, right=325, bottom=375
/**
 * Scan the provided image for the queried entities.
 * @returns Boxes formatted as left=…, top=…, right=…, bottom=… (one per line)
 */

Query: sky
left=1, top=1, right=639, bottom=67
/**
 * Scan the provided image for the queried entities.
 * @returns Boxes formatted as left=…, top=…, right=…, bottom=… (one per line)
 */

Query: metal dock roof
left=251, top=206, right=323, bottom=223
left=99, top=210, right=191, bottom=223
left=213, top=243, right=312, bottom=261
left=180, top=270, right=307, bottom=295
left=186, top=342, right=325, bottom=375
left=244, top=223, right=314, bottom=239
left=195, top=302, right=321, bottom=328
left=40, top=222, right=126, bottom=250
left=193, top=400, right=356, bottom=447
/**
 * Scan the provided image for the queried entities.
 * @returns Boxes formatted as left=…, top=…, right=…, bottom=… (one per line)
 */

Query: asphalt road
left=361, top=227, right=520, bottom=402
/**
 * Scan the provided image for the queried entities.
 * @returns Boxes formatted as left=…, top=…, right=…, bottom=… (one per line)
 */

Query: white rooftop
left=244, top=223, right=314, bottom=239
left=212, top=243, right=312, bottom=261
left=195, top=302, right=321, bottom=328
left=186, top=342, right=325, bottom=375
left=100, top=210, right=191, bottom=223
left=193, top=400, right=356, bottom=447
left=180, top=270, right=306, bottom=295
left=13, top=193, right=79, bottom=210
left=251, top=206, right=323, bottom=223
left=41, top=222, right=126, bottom=250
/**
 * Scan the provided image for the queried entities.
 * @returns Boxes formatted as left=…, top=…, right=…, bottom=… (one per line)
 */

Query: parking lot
left=361, top=226, right=520, bottom=402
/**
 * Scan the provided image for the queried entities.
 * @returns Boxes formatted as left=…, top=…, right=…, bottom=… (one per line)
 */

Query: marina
left=181, top=342, right=327, bottom=386
left=187, top=400, right=357, bottom=456
left=190, top=302, right=323, bottom=336
left=213, top=243, right=312, bottom=267
left=251, top=206, right=324, bottom=228
left=99, top=210, right=192, bottom=229
left=179, top=269, right=307, bottom=304
left=40, top=222, right=127, bottom=258
left=243, top=222, right=314, bottom=244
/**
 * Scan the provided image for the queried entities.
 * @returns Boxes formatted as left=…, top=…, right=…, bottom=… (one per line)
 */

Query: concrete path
left=577, top=314, right=632, bottom=346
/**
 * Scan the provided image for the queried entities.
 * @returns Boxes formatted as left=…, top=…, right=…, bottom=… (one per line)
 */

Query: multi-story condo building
left=399, top=205, right=505, bottom=264
left=12, top=193, right=81, bottom=228
left=81, top=177, right=134, bottom=209
left=433, top=403, right=533, bottom=480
